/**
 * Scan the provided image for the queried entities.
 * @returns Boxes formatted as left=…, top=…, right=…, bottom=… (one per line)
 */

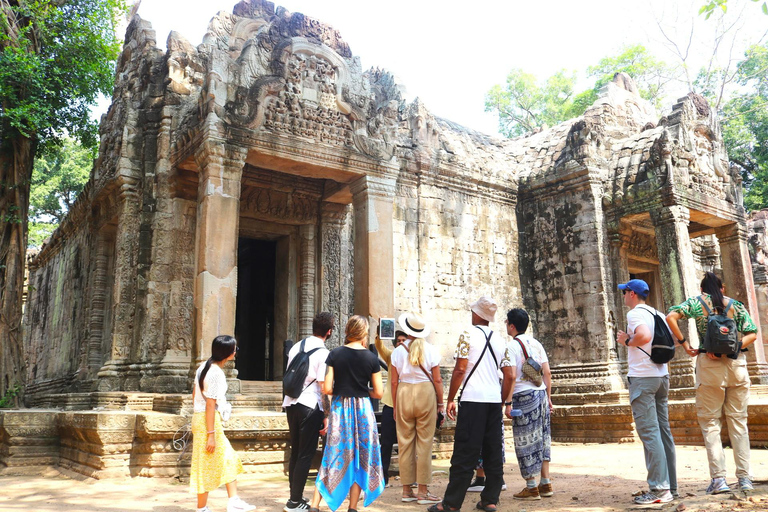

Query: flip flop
left=427, top=504, right=461, bottom=512
left=475, top=501, right=498, bottom=512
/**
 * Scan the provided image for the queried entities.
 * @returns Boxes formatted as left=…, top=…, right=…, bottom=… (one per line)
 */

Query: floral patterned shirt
left=668, top=293, right=757, bottom=341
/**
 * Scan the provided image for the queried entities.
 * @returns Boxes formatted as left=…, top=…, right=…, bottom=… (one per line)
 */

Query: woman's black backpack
left=697, top=297, right=740, bottom=356
left=283, top=339, right=320, bottom=398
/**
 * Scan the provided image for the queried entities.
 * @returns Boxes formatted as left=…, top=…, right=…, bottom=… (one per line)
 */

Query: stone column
left=97, top=175, right=141, bottom=391
left=320, top=202, right=352, bottom=348
left=299, top=224, right=316, bottom=337
left=192, top=142, right=248, bottom=372
left=608, top=227, right=630, bottom=364
left=350, top=175, right=396, bottom=335
left=651, top=205, right=699, bottom=388
left=715, top=222, right=768, bottom=383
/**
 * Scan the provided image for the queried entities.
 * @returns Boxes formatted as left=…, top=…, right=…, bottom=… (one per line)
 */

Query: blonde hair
left=408, top=337, right=426, bottom=367
left=345, top=315, right=369, bottom=345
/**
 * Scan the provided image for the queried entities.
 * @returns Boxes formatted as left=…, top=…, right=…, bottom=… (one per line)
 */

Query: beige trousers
left=695, top=353, right=751, bottom=479
left=396, top=381, right=437, bottom=485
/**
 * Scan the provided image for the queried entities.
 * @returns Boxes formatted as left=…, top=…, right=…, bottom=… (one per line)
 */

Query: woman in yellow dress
left=191, top=335, right=255, bottom=512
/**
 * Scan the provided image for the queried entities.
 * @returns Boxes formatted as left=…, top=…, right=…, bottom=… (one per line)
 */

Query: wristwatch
left=504, top=401, right=512, bottom=406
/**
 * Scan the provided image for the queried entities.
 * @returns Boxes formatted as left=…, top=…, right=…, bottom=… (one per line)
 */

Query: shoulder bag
left=515, top=336, right=543, bottom=387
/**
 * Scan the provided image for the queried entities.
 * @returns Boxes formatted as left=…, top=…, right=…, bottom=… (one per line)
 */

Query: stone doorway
left=235, top=237, right=277, bottom=381
left=627, top=264, right=663, bottom=310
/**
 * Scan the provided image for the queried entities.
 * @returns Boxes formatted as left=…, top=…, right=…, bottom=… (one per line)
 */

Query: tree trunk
left=0, top=136, right=35, bottom=402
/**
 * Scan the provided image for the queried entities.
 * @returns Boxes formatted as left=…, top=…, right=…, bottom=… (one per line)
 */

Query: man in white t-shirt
left=282, top=312, right=333, bottom=512
left=437, top=296, right=514, bottom=512
left=616, top=279, right=677, bottom=506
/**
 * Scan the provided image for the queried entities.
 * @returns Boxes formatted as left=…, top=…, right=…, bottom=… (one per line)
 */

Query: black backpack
left=636, top=306, right=676, bottom=364
left=698, top=297, right=740, bottom=356
left=282, top=338, right=321, bottom=398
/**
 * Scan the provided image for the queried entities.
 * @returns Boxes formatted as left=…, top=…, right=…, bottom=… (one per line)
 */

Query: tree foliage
left=27, top=137, right=93, bottom=247
left=700, top=0, right=768, bottom=19
left=485, top=69, right=586, bottom=138
left=0, top=0, right=125, bottom=398
left=485, top=45, right=674, bottom=137
left=722, top=42, right=768, bottom=209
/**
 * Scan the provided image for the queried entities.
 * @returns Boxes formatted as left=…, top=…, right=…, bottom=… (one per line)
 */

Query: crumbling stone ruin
left=2, top=0, right=766, bottom=477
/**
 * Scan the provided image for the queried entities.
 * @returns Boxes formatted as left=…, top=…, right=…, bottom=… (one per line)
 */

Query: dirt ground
left=2, top=443, right=768, bottom=512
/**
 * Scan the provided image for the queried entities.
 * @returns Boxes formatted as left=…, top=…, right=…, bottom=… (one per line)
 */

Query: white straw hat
left=397, top=312, right=431, bottom=338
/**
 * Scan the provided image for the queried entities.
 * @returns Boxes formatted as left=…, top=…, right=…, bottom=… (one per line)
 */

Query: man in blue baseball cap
left=616, top=279, right=677, bottom=505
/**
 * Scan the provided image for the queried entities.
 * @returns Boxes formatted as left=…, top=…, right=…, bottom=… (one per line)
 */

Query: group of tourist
left=187, top=269, right=758, bottom=512
left=617, top=271, right=757, bottom=505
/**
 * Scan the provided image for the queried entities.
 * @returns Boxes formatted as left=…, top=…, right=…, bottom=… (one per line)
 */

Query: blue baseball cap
left=618, top=279, right=649, bottom=298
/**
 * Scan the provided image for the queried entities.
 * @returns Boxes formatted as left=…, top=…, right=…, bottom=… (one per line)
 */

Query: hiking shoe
left=284, top=499, right=309, bottom=512
left=706, top=477, right=730, bottom=494
left=538, top=482, right=553, bottom=497
left=227, top=497, right=256, bottom=512
left=467, top=477, right=486, bottom=492
left=739, top=477, right=754, bottom=492
left=513, top=486, right=541, bottom=500
left=633, top=490, right=673, bottom=505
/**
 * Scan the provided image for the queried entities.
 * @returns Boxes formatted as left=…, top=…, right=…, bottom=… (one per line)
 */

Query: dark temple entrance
left=235, top=238, right=277, bottom=381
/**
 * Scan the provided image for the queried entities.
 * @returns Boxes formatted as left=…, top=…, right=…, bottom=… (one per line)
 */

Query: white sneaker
left=197, top=507, right=213, bottom=512
left=706, top=477, right=730, bottom=494
left=227, top=497, right=256, bottom=512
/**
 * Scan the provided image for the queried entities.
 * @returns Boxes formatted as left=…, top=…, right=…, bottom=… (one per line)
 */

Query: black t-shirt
left=326, top=345, right=381, bottom=398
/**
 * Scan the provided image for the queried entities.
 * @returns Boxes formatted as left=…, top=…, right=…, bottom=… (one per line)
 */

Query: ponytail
left=198, top=335, right=237, bottom=391
left=198, top=358, right=214, bottom=392
left=701, top=271, right=726, bottom=314
left=408, top=338, right=426, bottom=367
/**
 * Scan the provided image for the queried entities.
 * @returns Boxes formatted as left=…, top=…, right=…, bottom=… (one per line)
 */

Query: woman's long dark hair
left=701, top=271, right=726, bottom=314
left=199, top=335, right=237, bottom=391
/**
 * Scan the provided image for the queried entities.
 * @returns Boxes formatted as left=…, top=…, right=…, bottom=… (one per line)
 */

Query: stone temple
left=3, top=0, right=768, bottom=477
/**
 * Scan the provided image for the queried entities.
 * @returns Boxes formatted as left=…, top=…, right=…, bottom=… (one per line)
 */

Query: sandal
left=427, top=504, right=461, bottom=512
left=402, top=492, right=418, bottom=502
left=418, top=492, right=442, bottom=505
left=476, top=500, right=498, bottom=512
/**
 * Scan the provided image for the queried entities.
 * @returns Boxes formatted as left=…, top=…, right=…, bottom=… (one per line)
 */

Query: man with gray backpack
left=667, top=272, right=758, bottom=494
left=282, top=312, right=334, bottom=512
left=616, top=279, right=678, bottom=505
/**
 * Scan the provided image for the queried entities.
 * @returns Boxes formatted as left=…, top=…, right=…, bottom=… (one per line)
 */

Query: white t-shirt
left=193, top=362, right=228, bottom=413
left=627, top=304, right=670, bottom=378
left=390, top=340, right=441, bottom=384
left=506, top=333, right=549, bottom=394
left=454, top=325, right=511, bottom=403
left=282, top=336, right=330, bottom=411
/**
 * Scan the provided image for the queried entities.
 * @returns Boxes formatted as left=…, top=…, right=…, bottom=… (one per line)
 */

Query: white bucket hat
left=397, top=312, right=431, bottom=338
left=470, top=296, right=497, bottom=323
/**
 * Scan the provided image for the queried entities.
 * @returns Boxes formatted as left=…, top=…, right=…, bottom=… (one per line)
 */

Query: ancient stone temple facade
left=4, top=0, right=766, bottom=477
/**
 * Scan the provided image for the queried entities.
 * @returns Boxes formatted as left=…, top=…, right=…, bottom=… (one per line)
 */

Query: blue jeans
left=628, top=375, right=677, bottom=492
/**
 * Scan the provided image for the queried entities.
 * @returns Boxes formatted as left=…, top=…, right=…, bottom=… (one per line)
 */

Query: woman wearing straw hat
left=390, top=312, right=444, bottom=505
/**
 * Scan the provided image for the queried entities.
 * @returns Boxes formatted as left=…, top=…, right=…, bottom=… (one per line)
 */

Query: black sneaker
left=284, top=499, right=309, bottom=512
left=467, top=477, right=486, bottom=492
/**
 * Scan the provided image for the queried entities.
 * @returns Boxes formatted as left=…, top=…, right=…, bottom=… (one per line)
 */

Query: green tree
left=0, top=0, right=125, bottom=397
left=721, top=42, right=768, bottom=209
left=586, top=44, right=676, bottom=110
left=700, top=0, right=768, bottom=19
left=486, top=45, right=674, bottom=137
left=485, top=69, right=585, bottom=138
left=27, top=137, right=93, bottom=247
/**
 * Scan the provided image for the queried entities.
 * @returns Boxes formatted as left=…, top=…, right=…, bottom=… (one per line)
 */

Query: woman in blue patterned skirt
left=308, top=315, right=385, bottom=512
left=504, top=308, right=554, bottom=501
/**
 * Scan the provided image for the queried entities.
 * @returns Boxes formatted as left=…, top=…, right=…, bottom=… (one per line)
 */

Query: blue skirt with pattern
left=511, top=388, right=551, bottom=479
left=316, top=396, right=384, bottom=511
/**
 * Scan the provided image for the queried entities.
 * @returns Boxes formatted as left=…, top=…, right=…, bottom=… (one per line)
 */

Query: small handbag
left=403, top=343, right=444, bottom=430
left=515, top=337, right=543, bottom=387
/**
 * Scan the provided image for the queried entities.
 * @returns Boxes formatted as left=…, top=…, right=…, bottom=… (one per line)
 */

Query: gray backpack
left=697, top=297, right=740, bottom=356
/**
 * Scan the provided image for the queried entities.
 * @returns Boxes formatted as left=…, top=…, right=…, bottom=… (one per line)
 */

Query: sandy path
left=2, top=443, right=768, bottom=512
